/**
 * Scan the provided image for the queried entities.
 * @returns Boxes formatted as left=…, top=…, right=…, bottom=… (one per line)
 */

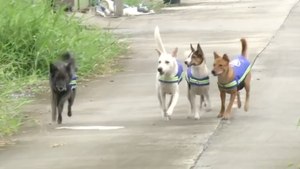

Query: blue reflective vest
left=159, top=60, right=183, bottom=84
left=218, top=55, right=251, bottom=89
left=185, top=68, right=209, bottom=86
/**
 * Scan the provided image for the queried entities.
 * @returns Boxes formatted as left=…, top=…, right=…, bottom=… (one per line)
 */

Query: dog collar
left=186, top=68, right=209, bottom=86
left=69, top=75, right=77, bottom=90
left=159, top=60, right=183, bottom=84
left=218, top=55, right=251, bottom=89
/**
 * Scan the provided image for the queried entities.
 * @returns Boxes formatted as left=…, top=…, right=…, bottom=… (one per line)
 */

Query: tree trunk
left=114, top=0, right=123, bottom=17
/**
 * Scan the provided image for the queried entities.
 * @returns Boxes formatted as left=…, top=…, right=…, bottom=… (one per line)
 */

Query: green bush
left=0, top=0, right=125, bottom=136
left=0, top=0, right=125, bottom=78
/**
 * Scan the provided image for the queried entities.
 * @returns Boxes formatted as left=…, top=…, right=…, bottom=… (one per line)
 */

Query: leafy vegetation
left=0, top=0, right=125, bottom=136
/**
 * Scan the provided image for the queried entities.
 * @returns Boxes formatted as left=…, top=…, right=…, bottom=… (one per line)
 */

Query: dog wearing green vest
left=49, top=52, right=77, bottom=124
left=184, top=43, right=211, bottom=120
left=212, top=38, right=251, bottom=120
left=154, top=26, right=183, bottom=120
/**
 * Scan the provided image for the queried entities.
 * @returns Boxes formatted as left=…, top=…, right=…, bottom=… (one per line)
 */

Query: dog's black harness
left=69, top=75, right=77, bottom=90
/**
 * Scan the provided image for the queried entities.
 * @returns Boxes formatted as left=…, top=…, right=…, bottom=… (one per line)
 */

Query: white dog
left=154, top=26, right=183, bottom=120
left=184, top=43, right=211, bottom=120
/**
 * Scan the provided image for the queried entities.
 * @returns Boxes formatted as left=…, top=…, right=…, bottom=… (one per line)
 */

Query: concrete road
left=0, top=0, right=299, bottom=169
left=195, top=1, right=300, bottom=169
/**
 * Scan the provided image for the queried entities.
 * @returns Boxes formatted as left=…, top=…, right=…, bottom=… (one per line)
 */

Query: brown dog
left=211, top=38, right=251, bottom=120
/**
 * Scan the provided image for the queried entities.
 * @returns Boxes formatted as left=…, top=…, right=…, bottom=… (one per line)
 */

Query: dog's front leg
left=57, top=101, right=64, bottom=124
left=68, top=90, right=76, bottom=117
left=57, top=94, right=69, bottom=124
left=218, top=91, right=226, bottom=118
left=51, top=92, right=57, bottom=122
left=158, top=91, right=167, bottom=119
left=187, top=89, right=195, bottom=119
left=223, top=91, right=237, bottom=120
left=166, top=92, right=179, bottom=120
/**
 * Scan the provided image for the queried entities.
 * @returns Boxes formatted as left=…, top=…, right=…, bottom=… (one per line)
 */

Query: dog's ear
left=213, top=52, right=220, bottom=59
left=223, top=54, right=230, bottom=63
left=190, top=44, right=195, bottom=52
left=172, top=47, right=178, bottom=57
left=155, top=49, right=161, bottom=56
left=197, top=43, right=203, bottom=56
left=49, top=63, right=57, bottom=76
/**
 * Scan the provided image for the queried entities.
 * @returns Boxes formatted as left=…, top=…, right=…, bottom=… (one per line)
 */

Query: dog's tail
left=61, top=52, right=77, bottom=72
left=154, top=26, right=166, bottom=54
left=240, top=38, right=247, bottom=58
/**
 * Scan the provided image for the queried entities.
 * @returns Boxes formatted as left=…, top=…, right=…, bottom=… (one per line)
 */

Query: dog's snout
left=58, top=87, right=64, bottom=91
left=211, top=70, right=216, bottom=76
left=157, top=67, right=163, bottom=73
left=56, top=85, right=66, bottom=92
left=184, top=61, right=188, bottom=65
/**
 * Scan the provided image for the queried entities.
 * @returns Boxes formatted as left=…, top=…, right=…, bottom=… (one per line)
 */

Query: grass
left=0, top=79, right=30, bottom=137
left=0, top=0, right=126, bottom=137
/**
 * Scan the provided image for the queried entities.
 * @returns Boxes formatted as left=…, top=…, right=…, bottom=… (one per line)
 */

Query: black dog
left=49, top=52, right=77, bottom=124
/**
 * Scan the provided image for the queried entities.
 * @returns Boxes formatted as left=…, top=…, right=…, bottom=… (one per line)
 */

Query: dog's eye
left=165, top=61, right=170, bottom=64
left=158, top=61, right=161, bottom=64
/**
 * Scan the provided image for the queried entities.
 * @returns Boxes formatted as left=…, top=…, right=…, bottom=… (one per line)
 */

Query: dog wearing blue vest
left=212, top=38, right=251, bottom=120
left=154, top=26, right=183, bottom=120
left=184, top=43, right=211, bottom=120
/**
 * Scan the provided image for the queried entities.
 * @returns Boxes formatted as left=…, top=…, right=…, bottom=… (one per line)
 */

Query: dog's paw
left=194, top=113, right=200, bottom=120
left=57, top=115, right=62, bottom=124
left=222, top=113, right=230, bottom=120
left=244, top=105, right=249, bottom=112
left=166, top=110, right=173, bottom=117
left=217, top=113, right=223, bottom=118
left=194, top=116, right=200, bottom=120
left=164, top=116, right=171, bottom=121
left=68, top=111, right=72, bottom=117
left=238, top=102, right=242, bottom=109
left=222, top=117, right=230, bottom=121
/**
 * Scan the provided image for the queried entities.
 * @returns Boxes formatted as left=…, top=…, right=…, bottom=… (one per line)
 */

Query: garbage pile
left=94, top=0, right=155, bottom=17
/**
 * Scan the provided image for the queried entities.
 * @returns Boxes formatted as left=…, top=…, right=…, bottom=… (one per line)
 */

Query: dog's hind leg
left=244, top=74, right=251, bottom=112
left=237, top=91, right=241, bottom=108
left=190, top=93, right=198, bottom=120
left=51, top=93, right=57, bottom=122
left=203, top=90, right=212, bottom=112
left=187, top=89, right=194, bottom=119
left=200, top=95, right=204, bottom=109
left=68, top=90, right=76, bottom=117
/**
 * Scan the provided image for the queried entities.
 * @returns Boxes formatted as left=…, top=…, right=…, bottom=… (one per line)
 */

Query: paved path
left=195, top=1, right=300, bottom=169
left=0, top=0, right=299, bottom=169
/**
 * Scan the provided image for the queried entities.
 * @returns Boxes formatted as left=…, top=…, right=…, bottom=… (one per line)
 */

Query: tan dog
left=211, top=38, right=251, bottom=120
